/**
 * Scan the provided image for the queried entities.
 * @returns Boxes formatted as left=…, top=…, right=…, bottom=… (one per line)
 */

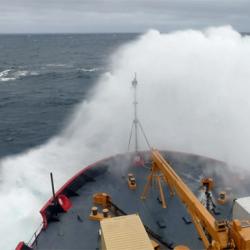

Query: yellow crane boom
left=144, top=149, right=250, bottom=250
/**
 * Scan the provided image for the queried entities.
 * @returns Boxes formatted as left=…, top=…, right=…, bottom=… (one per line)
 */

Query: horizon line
left=0, top=30, right=249, bottom=35
left=0, top=31, right=142, bottom=35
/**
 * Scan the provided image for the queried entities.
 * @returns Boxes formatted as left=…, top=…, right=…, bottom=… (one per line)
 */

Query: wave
left=0, top=77, right=16, bottom=82
left=0, top=66, right=100, bottom=82
left=45, top=63, right=71, bottom=68
left=0, top=69, right=39, bottom=82
left=45, top=64, right=100, bottom=72
left=80, top=67, right=101, bottom=72
left=0, top=69, right=15, bottom=81
left=0, top=69, right=11, bottom=77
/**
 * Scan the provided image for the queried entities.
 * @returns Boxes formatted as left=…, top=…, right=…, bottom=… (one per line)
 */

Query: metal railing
left=26, top=222, right=44, bottom=248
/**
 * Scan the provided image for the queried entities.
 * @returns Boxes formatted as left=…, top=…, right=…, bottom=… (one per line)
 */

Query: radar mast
left=128, top=74, right=151, bottom=154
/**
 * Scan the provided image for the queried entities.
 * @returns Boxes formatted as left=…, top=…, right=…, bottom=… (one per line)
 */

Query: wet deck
left=32, top=151, right=250, bottom=250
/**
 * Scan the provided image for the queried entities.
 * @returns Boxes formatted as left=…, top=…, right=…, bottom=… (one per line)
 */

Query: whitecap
left=0, top=69, right=40, bottom=82
left=0, top=69, right=16, bottom=82
left=0, top=69, right=11, bottom=78
left=46, top=63, right=68, bottom=67
left=29, top=71, right=40, bottom=76
left=0, top=77, right=16, bottom=82
left=80, top=67, right=100, bottom=72
left=15, top=70, right=29, bottom=77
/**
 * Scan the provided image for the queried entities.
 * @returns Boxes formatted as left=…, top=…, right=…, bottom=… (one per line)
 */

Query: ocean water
left=0, top=34, right=137, bottom=158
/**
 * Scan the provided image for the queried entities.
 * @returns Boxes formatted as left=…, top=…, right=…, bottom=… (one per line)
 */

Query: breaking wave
left=0, top=69, right=39, bottom=82
left=45, top=63, right=70, bottom=67
left=0, top=66, right=100, bottom=82
left=80, top=67, right=101, bottom=72
left=1, top=26, right=250, bottom=249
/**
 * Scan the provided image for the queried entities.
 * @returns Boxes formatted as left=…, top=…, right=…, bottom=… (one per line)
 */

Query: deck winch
left=127, top=173, right=137, bottom=190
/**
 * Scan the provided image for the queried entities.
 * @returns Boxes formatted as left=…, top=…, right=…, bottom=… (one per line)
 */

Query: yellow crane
left=141, top=149, right=250, bottom=250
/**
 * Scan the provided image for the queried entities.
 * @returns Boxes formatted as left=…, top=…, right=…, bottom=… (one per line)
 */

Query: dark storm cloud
left=0, top=0, right=249, bottom=33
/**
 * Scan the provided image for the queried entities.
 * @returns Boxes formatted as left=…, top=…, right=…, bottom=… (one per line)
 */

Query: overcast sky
left=0, top=0, right=249, bottom=33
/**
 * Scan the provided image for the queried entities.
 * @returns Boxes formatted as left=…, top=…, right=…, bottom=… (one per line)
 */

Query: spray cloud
left=1, top=26, right=250, bottom=249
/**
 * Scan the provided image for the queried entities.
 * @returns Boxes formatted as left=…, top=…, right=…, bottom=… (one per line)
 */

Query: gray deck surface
left=33, top=151, right=250, bottom=250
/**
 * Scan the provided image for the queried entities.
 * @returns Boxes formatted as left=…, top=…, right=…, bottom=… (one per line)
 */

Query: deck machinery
left=88, top=150, right=250, bottom=250
left=143, top=149, right=250, bottom=249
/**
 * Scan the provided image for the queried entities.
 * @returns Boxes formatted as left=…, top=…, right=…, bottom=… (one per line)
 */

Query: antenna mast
left=128, top=74, right=151, bottom=153
left=132, top=74, right=139, bottom=152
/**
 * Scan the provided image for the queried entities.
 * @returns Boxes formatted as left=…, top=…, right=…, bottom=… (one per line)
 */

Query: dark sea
left=0, top=34, right=137, bottom=158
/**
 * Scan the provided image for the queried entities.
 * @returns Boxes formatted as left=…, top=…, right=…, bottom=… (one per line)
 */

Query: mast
left=128, top=74, right=151, bottom=153
left=132, top=74, right=139, bottom=152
